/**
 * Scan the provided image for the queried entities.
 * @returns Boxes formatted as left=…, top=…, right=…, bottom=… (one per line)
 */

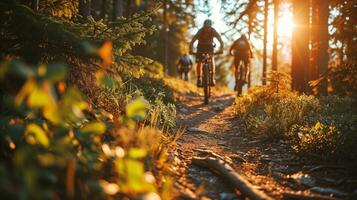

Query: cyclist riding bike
left=229, top=34, right=253, bottom=91
left=176, top=53, right=193, bottom=81
left=189, top=19, right=224, bottom=87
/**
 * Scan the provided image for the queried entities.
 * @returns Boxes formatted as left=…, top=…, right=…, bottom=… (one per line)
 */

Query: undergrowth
left=236, top=72, right=357, bottom=160
left=0, top=53, right=178, bottom=200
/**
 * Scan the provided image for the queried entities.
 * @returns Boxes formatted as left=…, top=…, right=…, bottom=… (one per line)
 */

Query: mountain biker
left=176, top=53, right=193, bottom=81
left=189, top=19, right=224, bottom=87
left=229, top=35, right=253, bottom=90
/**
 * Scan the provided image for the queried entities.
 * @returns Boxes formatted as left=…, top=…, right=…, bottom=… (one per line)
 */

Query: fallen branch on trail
left=192, top=156, right=272, bottom=200
left=283, top=191, right=343, bottom=200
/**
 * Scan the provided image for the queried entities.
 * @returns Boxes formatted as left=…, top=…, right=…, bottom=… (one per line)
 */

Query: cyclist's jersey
left=232, top=38, right=250, bottom=56
left=197, top=27, right=218, bottom=46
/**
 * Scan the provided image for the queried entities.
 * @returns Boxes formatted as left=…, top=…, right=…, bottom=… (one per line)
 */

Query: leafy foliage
left=0, top=59, right=177, bottom=199
left=236, top=72, right=357, bottom=160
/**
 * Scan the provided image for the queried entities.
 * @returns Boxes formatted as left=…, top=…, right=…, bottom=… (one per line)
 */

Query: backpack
left=198, top=27, right=215, bottom=45
left=235, top=39, right=249, bottom=51
left=180, top=56, right=191, bottom=66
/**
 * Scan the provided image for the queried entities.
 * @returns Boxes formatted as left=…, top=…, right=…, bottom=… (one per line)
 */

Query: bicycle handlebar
left=189, top=52, right=223, bottom=56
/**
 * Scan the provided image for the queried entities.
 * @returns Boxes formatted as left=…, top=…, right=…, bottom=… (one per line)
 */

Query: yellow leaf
left=25, top=123, right=49, bottom=147
left=15, top=79, right=36, bottom=106
left=80, top=121, right=106, bottom=134
left=128, top=148, right=147, bottom=159
left=126, top=98, right=149, bottom=121
left=27, top=84, right=51, bottom=108
left=97, top=41, right=113, bottom=68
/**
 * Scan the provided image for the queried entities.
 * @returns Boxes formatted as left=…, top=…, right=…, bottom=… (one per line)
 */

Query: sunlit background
left=190, top=0, right=294, bottom=89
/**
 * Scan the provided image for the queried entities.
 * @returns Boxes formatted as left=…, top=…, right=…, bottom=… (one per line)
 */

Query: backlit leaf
left=126, top=98, right=149, bottom=121
left=80, top=121, right=106, bottom=134
left=15, top=79, right=36, bottom=106
left=128, top=148, right=147, bottom=159
left=25, top=123, right=49, bottom=147
left=28, top=84, right=51, bottom=108
left=97, top=41, right=113, bottom=68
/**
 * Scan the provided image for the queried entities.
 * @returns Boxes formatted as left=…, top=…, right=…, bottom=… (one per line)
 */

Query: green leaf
left=8, top=60, right=35, bottom=78
left=44, top=64, right=67, bottom=82
left=126, top=98, right=149, bottom=121
left=128, top=148, right=147, bottom=159
left=25, top=123, right=49, bottom=147
left=95, top=71, right=122, bottom=89
left=80, top=121, right=106, bottom=135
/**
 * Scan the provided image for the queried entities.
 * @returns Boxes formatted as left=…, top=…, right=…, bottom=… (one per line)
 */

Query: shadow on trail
left=183, top=93, right=235, bottom=128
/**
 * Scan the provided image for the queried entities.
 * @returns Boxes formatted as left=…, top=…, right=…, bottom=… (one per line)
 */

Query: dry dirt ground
left=173, top=87, right=357, bottom=200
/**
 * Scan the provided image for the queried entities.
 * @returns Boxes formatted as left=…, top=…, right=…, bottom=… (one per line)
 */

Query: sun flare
left=278, top=3, right=294, bottom=38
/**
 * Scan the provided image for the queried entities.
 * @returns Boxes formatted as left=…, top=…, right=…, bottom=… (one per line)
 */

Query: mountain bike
left=234, top=59, right=248, bottom=96
left=193, top=52, right=221, bottom=104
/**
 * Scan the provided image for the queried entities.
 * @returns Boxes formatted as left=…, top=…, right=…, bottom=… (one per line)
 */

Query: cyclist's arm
left=213, top=30, right=224, bottom=52
left=229, top=41, right=236, bottom=56
left=189, top=30, right=200, bottom=53
left=247, top=41, right=253, bottom=57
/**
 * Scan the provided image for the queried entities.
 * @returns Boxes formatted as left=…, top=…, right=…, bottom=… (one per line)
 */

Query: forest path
left=174, top=88, right=315, bottom=199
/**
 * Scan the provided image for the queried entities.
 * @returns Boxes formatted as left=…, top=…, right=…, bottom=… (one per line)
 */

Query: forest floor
left=173, top=86, right=356, bottom=200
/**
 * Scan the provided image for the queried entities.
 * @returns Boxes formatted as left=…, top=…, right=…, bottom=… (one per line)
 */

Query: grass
left=235, top=72, right=357, bottom=160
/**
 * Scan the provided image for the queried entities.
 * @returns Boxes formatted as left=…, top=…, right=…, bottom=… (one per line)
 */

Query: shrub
left=0, top=60, right=177, bottom=200
left=236, top=72, right=357, bottom=160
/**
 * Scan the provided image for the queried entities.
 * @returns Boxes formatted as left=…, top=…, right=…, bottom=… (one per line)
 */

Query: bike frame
left=201, top=53, right=213, bottom=104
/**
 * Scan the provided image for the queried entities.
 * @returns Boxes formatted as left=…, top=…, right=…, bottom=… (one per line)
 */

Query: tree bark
left=113, top=0, right=124, bottom=20
left=192, top=157, right=272, bottom=200
left=163, top=0, right=168, bottom=74
left=32, top=0, right=39, bottom=11
left=309, top=0, right=319, bottom=94
left=292, top=0, right=310, bottom=92
left=100, top=0, right=106, bottom=19
left=79, top=0, right=91, bottom=23
left=316, top=0, right=329, bottom=95
left=262, top=0, right=268, bottom=85
left=272, top=0, right=279, bottom=72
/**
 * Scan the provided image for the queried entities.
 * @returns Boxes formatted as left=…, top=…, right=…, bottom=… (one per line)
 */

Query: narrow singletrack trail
left=174, top=88, right=352, bottom=200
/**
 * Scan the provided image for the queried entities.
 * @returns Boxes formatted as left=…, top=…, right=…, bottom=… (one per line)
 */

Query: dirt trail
left=174, top=88, right=355, bottom=200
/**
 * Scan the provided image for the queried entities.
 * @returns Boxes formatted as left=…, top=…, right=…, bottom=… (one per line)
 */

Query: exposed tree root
left=283, top=191, right=343, bottom=200
left=192, top=156, right=273, bottom=200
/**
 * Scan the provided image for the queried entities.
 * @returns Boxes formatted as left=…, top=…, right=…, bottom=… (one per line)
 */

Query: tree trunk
left=163, top=0, right=168, bottom=74
left=316, top=0, right=329, bottom=95
left=248, top=13, right=253, bottom=88
left=100, top=0, right=106, bottom=19
left=262, top=0, right=268, bottom=85
left=272, top=0, right=279, bottom=72
left=32, top=0, right=39, bottom=11
left=126, top=0, right=132, bottom=17
left=79, top=0, right=91, bottom=23
left=292, top=0, right=310, bottom=92
left=309, top=0, right=319, bottom=94
left=113, top=0, right=124, bottom=20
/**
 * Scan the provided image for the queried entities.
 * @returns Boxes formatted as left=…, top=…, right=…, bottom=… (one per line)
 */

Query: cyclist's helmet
left=203, top=19, right=213, bottom=27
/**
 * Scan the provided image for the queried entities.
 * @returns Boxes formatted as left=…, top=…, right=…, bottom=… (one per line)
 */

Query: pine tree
left=291, top=0, right=309, bottom=92
left=271, top=0, right=279, bottom=72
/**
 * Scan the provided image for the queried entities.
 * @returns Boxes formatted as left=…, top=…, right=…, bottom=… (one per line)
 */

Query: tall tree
left=32, top=0, right=39, bottom=11
left=291, top=0, right=310, bottom=92
left=316, top=0, right=329, bottom=95
left=163, top=0, right=168, bottom=74
left=79, top=0, right=92, bottom=22
left=262, top=0, right=268, bottom=85
left=113, top=0, right=124, bottom=19
left=271, top=0, right=279, bottom=72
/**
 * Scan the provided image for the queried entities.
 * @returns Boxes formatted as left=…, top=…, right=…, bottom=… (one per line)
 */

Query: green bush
left=236, top=72, right=357, bottom=160
left=0, top=60, right=176, bottom=200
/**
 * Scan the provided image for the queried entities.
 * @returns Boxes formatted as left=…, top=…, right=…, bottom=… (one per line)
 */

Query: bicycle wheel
left=202, top=63, right=210, bottom=104
left=236, top=63, right=244, bottom=96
